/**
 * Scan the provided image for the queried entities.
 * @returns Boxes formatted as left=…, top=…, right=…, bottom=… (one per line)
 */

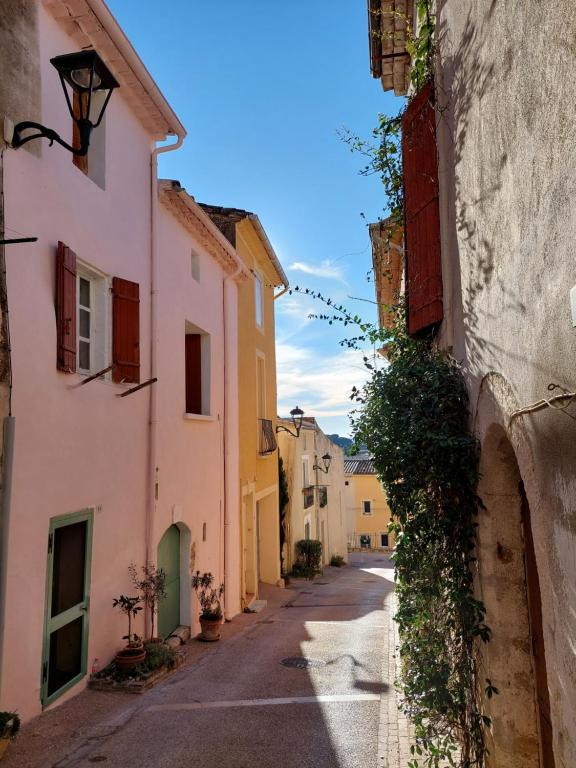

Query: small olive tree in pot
left=191, top=572, right=224, bottom=642
left=128, top=562, right=167, bottom=642
left=112, top=595, right=146, bottom=669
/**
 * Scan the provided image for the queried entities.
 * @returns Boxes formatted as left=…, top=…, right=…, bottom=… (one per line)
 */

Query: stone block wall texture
left=435, top=2, right=576, bottom=766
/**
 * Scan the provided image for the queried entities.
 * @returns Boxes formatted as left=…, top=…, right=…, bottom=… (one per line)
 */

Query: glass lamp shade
left=51, top=50, right=119, bottom=128
left=322, top=453, right=332, bottom=471
left=290, top=406, right=304, bottom=434
left=50, top=50, right=119, bottom=93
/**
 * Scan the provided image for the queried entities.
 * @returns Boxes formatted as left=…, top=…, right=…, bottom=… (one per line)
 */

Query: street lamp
left=313, top=453, right=332, bottom=474
left=276, top=406, right=304, bottom=438
left=8, top=50, right=119, bottom=156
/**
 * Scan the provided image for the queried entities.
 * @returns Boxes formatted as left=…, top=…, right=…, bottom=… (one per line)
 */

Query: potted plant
left=128, top=562, right=167, bottom=642
left=191, top=572, right=224, bottom=642
left=112, top=595, right=146, bottom=669
left=0, top=712, right=20, bottom=760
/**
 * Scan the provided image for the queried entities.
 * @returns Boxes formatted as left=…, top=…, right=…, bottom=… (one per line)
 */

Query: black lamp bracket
left=11, top=118, right=92, bottom=156
left=276, top=424, right=299, bottom=438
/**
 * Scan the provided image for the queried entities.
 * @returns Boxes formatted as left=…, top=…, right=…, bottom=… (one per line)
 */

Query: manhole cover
left=280, top=657, right=326, bottom=669
left=313, top=582, right=329, bottom=585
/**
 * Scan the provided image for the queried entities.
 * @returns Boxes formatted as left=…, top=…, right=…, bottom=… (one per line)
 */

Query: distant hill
left=326, top=434, right=353, bottom=452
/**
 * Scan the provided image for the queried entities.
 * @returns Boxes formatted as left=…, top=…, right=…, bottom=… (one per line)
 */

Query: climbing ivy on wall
left=351, top=309, right=494, bottom=768
left=290, top=4, right=496, bottom=764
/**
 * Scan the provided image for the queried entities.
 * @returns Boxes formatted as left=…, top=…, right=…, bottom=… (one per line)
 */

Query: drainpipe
left=222, top=261, right=242, bottom=619
left=147, top=134, right=184, bottom=637
left=0, top=145, right=15, bottom=701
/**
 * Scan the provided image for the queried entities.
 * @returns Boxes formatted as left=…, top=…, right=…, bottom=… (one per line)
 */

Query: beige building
left=200, top=205, right=288, bottom=609
left=277, top=418, right=347, bottom=571
left=344, top=453, right=393, bottom=551
left=369, top=2, right=576, bottom=766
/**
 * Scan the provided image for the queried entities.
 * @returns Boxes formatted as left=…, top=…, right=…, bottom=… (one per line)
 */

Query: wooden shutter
left=185, top=334, right=202, bottom=414
left=402, top=81, right=443, bottom=335
left=112, top=277, right=140, bottom=383
left=72, top=92, right=89, bottom=175
left=56, top=241, right=77, bottom=373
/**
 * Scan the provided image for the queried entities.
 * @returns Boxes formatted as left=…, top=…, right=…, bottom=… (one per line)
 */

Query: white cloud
left=276, top=344, right=377, bottom=421
left=288, top=259, right=347, bottom=283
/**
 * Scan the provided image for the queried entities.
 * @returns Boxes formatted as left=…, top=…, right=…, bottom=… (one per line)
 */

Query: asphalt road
left=6, top=552, right=396, bottom=768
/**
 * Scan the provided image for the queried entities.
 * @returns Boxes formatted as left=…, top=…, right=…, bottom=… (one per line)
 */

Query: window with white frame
left=76, top=263, right=109, bottom=375
left=254, top=272, right=263, bottom=328
left=304, top=517, right=311, bottom=540
left=362, top=500, right=372, bottom=516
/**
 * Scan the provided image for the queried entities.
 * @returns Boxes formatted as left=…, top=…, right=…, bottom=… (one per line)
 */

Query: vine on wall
left=291, top=3, right=495, bottom=764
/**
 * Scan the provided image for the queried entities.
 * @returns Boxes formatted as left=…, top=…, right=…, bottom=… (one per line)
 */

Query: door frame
left=41, top=508, right=93, bottom=708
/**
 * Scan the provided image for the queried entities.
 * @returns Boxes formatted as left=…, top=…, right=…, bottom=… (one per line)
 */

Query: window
left=56, top=242, right=139, bottom=381
left=72, top=91, right=106, bottom=189
left=302, top=457, right=310, bottom=488
left=257, top=354, right=266, bottom=420
left=254, top=272, right=263, bottom=328
left=304, top=519, right=311, bottom=540
left=191, top=250, right=200, bottom=282
left=362, top=500, right=372, bottom=516
left=380, top=533, right=389, bottom=548
left=185, top=322, right=210, bottom=415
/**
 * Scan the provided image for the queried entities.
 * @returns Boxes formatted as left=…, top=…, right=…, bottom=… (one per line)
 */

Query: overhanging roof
left=368, top=0, right=413, bottom=96
left=45, top=0, right=186, bottom=139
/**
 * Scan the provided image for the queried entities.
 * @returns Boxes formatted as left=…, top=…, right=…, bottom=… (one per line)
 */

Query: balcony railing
left=258, top=418, right=277, bottom=455
left=303, top=485, right=315, bottom=509
left=317, top=486, right=328, bottom=508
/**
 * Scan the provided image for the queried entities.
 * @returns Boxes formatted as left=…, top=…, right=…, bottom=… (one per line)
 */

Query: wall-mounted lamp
left=7, top=50, right=118, bottom=156
left=313, top=453, right=332, bottom=474
left=276, top=406, right=304, bottom=438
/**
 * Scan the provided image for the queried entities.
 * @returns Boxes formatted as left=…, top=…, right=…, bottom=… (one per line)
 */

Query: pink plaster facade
left=0, top=2, right=243, bottom=720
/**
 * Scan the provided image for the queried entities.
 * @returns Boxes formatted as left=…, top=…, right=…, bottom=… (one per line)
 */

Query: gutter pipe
left=146, top=133, right=185, bottom=634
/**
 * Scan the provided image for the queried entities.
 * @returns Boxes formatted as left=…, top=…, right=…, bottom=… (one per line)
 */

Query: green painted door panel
left=42, top=510, right=93, bottom=708
left=157, top=525, right=180, bottom=639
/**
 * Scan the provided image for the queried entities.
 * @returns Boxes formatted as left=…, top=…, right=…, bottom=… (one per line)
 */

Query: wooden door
left=42, top=511, right=93, bottom=707
left=520, top=482, right=555, bottom=768
left=157, top=525, right=180, bottom=639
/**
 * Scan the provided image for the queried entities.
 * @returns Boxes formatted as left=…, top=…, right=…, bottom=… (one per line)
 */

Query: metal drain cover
left=280, top=657, right=326, bottom=669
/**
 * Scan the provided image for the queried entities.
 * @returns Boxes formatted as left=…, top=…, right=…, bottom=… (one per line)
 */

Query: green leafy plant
left=351, top=309, right=491, bottom=767
left=191, top=572, right=224, bottom=620
left=0, top=711, right=20, bottom=740
left=330, top=554, right=346, bottom=568
left=293, top=539, right=322, bottom=580
left=143, top=640, right=176, bottom=671
left=129, top=562, right=167, bottom=640
left=112, top=594, right=143, bottom=647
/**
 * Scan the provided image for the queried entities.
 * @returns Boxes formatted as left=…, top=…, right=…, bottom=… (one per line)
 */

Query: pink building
left=0, top=0, right=245, bottom=720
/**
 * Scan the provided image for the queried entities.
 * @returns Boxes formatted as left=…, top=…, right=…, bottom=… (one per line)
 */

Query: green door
left=157, top=525, right=180, bottom=639
left=42, top=510, right=93, bottom=707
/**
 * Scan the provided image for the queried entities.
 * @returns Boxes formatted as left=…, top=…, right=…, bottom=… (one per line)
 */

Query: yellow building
left=344, top=453, right=394, bottom=550
left=200, top=205, right=288, bottom=608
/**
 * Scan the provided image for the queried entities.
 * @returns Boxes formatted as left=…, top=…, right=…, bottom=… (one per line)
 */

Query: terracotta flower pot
left=199, top=615, right=223, bottom=642
left=0, top=737, right=11, bottom=761
left=115, top=646, right=146, bottom=670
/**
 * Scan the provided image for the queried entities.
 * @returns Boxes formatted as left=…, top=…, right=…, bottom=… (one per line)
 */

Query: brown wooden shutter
left=112, top=277, right=140, bottom=383
left=72, top=92, right=89, bottom=175
left=402, top=81, right=443, bottom=335
left=185, top=334, right=202, bottom=414
left=56, top=241, right=77, bottom=373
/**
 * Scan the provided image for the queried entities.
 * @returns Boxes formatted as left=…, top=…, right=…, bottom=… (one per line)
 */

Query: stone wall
left=435, top=2, right=576, bottom=765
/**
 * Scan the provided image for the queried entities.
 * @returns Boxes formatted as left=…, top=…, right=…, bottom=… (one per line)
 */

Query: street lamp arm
left=11, top=120, right=89, bottom=155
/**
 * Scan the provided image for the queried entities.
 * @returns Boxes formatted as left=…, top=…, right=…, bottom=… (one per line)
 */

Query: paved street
left=6, top=553, right=411, bottom=768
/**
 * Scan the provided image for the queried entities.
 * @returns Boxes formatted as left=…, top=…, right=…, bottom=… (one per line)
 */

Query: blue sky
left=108, top=0, right=403, bottom=436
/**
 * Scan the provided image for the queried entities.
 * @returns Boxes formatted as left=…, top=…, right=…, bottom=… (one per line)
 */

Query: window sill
left=183, top=413, right=216, bottom=422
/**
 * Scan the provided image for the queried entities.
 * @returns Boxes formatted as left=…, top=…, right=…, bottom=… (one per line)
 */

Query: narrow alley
left=3, top=554, right=410, bottom=768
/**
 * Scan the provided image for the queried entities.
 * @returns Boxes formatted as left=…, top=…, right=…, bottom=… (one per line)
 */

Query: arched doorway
left=157, top=525, right=180, bottom=639
left=477, top=425, right=555, bottom=768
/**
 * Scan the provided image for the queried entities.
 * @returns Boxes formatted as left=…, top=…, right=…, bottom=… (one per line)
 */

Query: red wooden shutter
left=56, top=241, right=77, bottom=373
left=185, top=334, right=202, bottom=414
left=402, top=81, right=443, bottom=335
left=112, top=277, right=140, bottom=383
